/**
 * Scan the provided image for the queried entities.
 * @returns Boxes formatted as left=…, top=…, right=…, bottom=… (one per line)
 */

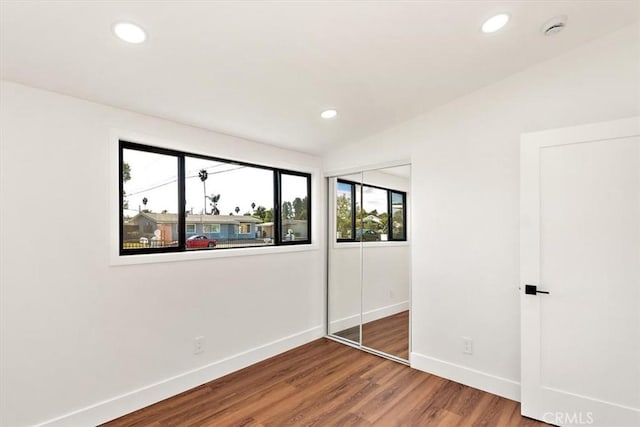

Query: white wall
left=324, top=24, right=640, bottom=399
left=0, top=81, right=325, bottom=427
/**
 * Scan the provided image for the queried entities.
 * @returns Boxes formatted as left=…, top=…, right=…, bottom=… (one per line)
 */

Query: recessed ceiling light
left=113, top=22, right=146, bottom=44
left=321, top=109, right=337, bottom=119
left=482, top=13, right=510, bottom=33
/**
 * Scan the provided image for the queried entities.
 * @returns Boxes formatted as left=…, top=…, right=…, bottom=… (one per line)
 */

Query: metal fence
left=123, top=237, right=274, bottom=250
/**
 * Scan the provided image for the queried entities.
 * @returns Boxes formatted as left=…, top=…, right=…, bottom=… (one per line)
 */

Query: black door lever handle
left=525, top=284, right=550, bottom=295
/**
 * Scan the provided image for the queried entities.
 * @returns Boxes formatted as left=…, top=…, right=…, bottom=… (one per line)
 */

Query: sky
left=123, top=149, right=307, bottom=217
left=336, top=181, right=388, bottom=214
left=362, top=186, right=388, bottom=214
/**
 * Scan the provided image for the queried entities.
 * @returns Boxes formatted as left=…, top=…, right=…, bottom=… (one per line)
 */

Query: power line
left=185, top=165, right=245, bottom=179
left=185, top=162, right=228, bottom=176
left=126, top=179, right=177, bottom=197
left=125, top=165, right=246, bottom=197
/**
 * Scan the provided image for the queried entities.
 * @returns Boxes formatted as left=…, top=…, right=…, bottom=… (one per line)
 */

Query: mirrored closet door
left=327, top=165, right=411, bottom=362
left=328, top=171, right=363, bottom=346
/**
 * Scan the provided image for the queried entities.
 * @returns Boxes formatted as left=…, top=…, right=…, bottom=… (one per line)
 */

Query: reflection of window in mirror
left=335, top=180, right=406, bottom=243
left=390, top=191, right=406, bottom=241
left=362, top=186, right=388, bottom=241
left=336, top=180, right=354, bottom=240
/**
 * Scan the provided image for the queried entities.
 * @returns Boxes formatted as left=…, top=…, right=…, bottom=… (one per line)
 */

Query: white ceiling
left=379, top=165, right=411, bottom=180
left=1, top=1, right=638, bottom=155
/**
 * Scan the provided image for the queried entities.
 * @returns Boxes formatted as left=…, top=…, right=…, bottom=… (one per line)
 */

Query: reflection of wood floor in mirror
left=334, top=310, right=409, bottom=360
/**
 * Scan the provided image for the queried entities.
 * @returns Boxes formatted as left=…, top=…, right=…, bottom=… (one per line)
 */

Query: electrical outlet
left=462, top=337, right=473, bottom=355
left=194, top=336, right=205, bottom=355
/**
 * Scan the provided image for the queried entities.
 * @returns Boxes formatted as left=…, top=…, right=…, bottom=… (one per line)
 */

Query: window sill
left=110, top=243, right=320, bottom=266
left=332, top=241, right=410, bottom=250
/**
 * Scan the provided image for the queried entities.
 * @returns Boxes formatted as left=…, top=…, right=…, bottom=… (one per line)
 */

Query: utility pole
left=199, top=169, right=208, bottom=215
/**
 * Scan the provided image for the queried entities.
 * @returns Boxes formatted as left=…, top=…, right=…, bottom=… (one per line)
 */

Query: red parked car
left=185, top=235, right=217, bottom=249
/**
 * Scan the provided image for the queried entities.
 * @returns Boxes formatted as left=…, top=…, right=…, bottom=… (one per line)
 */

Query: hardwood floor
left=334, top=311, right=409, bottom=360
left=103, top=339, right=548, bottom=427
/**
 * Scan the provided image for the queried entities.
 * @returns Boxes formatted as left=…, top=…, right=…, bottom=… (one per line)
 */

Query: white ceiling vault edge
left=1, top=1, right=638, bottom=155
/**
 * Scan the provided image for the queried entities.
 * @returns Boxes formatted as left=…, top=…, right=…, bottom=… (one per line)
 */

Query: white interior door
left=520, top=117, right=640, bottom=427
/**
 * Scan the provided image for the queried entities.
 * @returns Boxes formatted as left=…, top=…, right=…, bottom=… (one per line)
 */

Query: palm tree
left=251, top=202, right=256, bottom=212
left=207, top=194, right=221, bottom=215
left=199, top=169, right=208, bottom=214
left=141, top=197, right=150, bottom=213
left=235, top=206, right=240, bottom=215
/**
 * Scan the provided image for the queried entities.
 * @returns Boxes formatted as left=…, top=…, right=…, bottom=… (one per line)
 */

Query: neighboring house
left=255, top=220, right=307, bottom=241
left=126, top=212, right=264, bottom=242
left=256, top=222, right=274, bottom=240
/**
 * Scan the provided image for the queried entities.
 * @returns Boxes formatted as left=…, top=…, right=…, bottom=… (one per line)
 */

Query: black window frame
left=277, top=169, right=312, bottom=246
left=335, top=178, right=407, bottom=243
left=119, top=140, right=312, bottom=256
left=336, top=179, right=356, bottom=243
left=388, top=190, right=407, bottom=241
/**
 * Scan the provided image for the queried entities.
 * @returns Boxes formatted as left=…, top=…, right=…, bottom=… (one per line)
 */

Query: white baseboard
left=329, top=300, right=409, bottom=334
left=363, top=301, right=409, bottom=324
left=329, top=312, right=360, bottom=333
left=37, top=325, right=324, bottom=427
left=410, top=351, right=520, bottom=402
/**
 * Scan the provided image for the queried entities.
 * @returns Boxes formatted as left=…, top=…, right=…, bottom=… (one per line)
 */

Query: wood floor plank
left=103, top=339, right=549, bottom=427
left=349, top=367, right=426, bottom=423
left=374, top=374, right=448, bottom=425
left=446, top=385, right=485, bottom=418
left=259, top=355, right=379, bottom=426
left=323, top=412, right=372, bottom=427
left=189, top=382, right=299, bottom=427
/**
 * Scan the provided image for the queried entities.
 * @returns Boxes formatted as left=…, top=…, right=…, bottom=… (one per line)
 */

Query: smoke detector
left=542, top=15, right=568, bottom=36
